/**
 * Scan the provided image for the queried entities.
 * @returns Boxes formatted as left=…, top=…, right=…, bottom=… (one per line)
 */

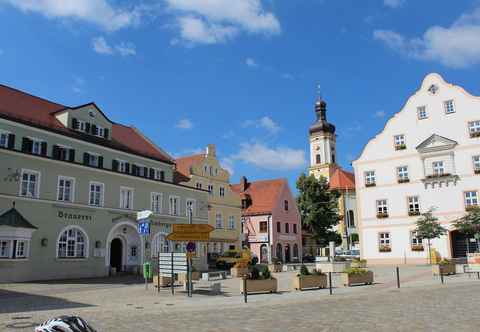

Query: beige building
left=175, top=145, right=242, bottom=255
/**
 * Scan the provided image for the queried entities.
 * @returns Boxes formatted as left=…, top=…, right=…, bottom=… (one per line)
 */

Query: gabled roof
left=231, top=178, right=287, bottom=216
left=0, top=84, right=173, bottom=164
left=416, top=134, right=458, bottom=153
left=0, top=208, right=37, bottom=229
left=329, top=168, right=355, bottom=190
left=175, top=154, right=206, bottom=179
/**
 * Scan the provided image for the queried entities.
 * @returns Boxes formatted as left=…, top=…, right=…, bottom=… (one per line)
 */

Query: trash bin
left=143, top=262, right=153, bottom=279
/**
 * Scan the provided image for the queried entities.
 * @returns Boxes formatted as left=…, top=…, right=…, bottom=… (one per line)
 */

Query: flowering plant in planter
left=379, top=245, right=391, bottom=252
left=395, top=144, right=407, bottom=151
left=342, top=268, right=374, bottom=286
left=411, top=244, right=424, bottom=251
left=398, top=178, right=410, bottom=184
left=365, top=182, right=376, bottom=187
left=377, top=212, right=389, bottom=219
left=409, top=211, right=421, bottom=217
left=293, top=265, right=327, bottom=290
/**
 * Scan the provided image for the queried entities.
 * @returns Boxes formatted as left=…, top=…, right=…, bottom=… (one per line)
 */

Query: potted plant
left=432, top=259, right=456, bottom=275
left=293, top=265, right=327, bottom=291
left=268, top=258, right=283, bottom=273
left=240, top=266, right=277, bottom=294
left=342, top=268, right=374, bottom=286
left=351, top=258, right=367, bottom=268
left=231, top=260, right=249, bottom=278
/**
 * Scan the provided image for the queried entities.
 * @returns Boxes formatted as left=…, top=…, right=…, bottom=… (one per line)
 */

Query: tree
left=415, top=208, right=447, bottom=264
left=296, top=173, right=341, bottom=247
left=453, top=206, right=480, bottom=253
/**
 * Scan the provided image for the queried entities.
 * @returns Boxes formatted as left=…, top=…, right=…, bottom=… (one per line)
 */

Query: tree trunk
left=428, top=239, right=432, bottom=265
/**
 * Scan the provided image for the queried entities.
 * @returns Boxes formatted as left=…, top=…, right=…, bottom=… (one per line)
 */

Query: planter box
left=379, top=246, right=391, bottom=253
left=178, top=272, right=201, bottom=283
left=293, top=274, right=327, bottom=291
left=231, top=267, right=249, bottom=278
left=408, top=211, right=421, bottom=217
left=153, top=276, right=173, bottom=287
left=351, top=261, right=367, bottom=268
left=411, top=245, right=424, bottom=252
left=398, top=178, right=410, bottom=183
left=268, top=264, right=283, bottom=273
left=432, top=264, right=456, bottom=276
left=365, top=183, right=376, bottom=188
left=377, top=213, right=389, bottom=219
left=240, top=278, right=277, bottom=294
left=316, top=261, right=351, bottom=273
left=342, top=271, right=374, bottom=286
left=395, top=144, right=407, bottom=151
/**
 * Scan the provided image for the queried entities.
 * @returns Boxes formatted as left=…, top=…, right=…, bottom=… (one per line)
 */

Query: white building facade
left=354, top=73, right=480, bottom=264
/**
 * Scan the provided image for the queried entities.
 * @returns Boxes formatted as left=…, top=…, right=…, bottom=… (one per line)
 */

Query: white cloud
left=245, top=57, right=258, bottom=67
left=374, top=110, right=386, bottom=118
left=383, top=0, right=405, bottom=9
left=1, top=0, right=140, bottom=31
left=175, top=118, right=194, bottom=130
left=165, top=0, right=280, bottom=45
left=374, top=6, right=480, bottom=68
left=92, top=36, right=113, bottom=55
left=232, top=142, right=306, bottom=171
left=92, top=37, right=136, bottom=56
left=243, top=116, right=280, bottom=134
left=220, top=157, right=235, bottom=175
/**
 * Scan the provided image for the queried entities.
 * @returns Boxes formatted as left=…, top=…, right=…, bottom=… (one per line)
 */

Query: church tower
left=308, top=98, right=337, bottom=182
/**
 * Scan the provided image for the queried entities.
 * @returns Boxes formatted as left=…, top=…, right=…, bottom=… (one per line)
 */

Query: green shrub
left=250, top=266, right=261, bottom=280
left=262, top=268, right=272, bottom=280
left=439, top=259, right=452, bottom=265
left=344, top=268, right=369, bottom=276
left=299, top=265, right=311, bottom=276
left=311, top=269, right=325, bottom=276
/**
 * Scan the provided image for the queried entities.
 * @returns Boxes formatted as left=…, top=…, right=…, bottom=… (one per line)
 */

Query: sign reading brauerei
left=57, top=210, right=93, bottom=222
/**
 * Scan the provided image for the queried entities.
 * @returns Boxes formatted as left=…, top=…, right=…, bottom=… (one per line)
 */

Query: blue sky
left=1, top=0, right=480, bottom=191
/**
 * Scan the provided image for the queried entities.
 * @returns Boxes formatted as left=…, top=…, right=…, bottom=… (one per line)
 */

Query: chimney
left=240, top=176, right=248, bottom=191
left=206, top=144, right=216, bottom=157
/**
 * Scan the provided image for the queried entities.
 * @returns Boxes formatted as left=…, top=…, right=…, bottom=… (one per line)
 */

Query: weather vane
left=316, top=83, right=322, bottom=102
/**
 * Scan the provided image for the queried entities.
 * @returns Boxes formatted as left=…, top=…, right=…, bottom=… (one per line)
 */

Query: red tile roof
left=231, top=178, right=287, bottom=216
left=175, top=154, right=205, bottom=178
left=329, top=168, right=355, bottom=190
left=0, top=84, right=173, bottom=163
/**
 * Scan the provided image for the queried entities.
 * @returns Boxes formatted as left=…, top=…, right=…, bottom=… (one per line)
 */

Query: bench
left=202, top=271, right=228, bottom=281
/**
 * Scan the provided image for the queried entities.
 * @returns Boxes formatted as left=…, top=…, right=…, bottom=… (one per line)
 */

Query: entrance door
left=451, top=231, right=478, bottom=258
left=284, top=244, right=291, bottom=263
left=260, top=244, right=268, bottom=263
left=110, top=238, right=123, bottom=272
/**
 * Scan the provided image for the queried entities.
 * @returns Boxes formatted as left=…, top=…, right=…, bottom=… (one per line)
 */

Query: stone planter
left=231, top=267, right=249, bottom=278
left=342, top=271, right=374, bottom=286
left=178, top=272, right=201, bottom=283
left=153, top=276, right=173, bottom=287
left=293, top=274, right=327, bottom=291
left=316, top=261, right=351, bottom=273
left=432, top=264, right=456, bottom=276
left=351, top=261, right=367, bottom=268
left=268, top=263, right=283, bottom=273
left=240, top=278, right=277, bottom=294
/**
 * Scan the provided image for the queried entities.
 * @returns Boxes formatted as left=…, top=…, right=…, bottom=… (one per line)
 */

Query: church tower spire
left=308, top=96, right=337, bottom=181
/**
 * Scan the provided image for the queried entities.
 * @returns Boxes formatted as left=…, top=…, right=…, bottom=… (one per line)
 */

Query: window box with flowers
left=395, top=144, right=407, bottom=151
left=411, top=244, right=424, bottom=251
left=465, top=205, right=479, bottom=212
left=426, top=173, right=452, bottom=179
left=470, top=131, right=480, bottom=138
left=365, top=183, right=376, bottom=188
left=475, top=169, right=480, bottom=175
left=398, top=178, right=410, bottom=184
left=408, top=211, right=421, bottom=217
left=377, top=212, right=389, bottom=219
left=379, top=245, right=391, bottom=253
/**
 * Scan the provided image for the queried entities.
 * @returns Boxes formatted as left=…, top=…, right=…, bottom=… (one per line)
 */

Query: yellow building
left=175, top=145, right=242, bottom=255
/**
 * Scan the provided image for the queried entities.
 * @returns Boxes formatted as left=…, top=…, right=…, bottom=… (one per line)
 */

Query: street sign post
left=158, top=253, right=187, bottom=295
left=137, top=210, right=153, bottom=290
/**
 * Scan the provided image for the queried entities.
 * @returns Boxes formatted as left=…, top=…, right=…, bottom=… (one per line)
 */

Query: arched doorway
left=110, top=238, right=123, bottom=272
left=276, top=243, right=283, bottom=262
left=284, top=244, right=291, bottom=263
left=260, top=244, right=268, bottom=263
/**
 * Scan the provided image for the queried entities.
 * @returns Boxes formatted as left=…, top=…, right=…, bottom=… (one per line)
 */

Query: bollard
left=396, top=266, right=400, bottom=289
left=440, top=273, right=444, bottom=284
left=329, top=272, right=333, bottom=295
left=243, top=277, right=248, bottom=303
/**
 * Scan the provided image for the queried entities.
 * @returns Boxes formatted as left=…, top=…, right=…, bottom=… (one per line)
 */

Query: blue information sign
left=138, top=220, right=150, bottom=235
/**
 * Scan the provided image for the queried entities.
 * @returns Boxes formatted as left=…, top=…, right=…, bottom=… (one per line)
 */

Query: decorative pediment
left=416, top=134, right=458, bottom=154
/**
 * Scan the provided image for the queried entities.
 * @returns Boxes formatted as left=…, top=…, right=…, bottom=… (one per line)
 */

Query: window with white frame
left=94, top=126, right=105, bottom=138
left=408, top=196, right=420, bottom=214
left=397, top=166, right=409, bottom=182
left=378, top=232, right=391, bottom=250
left=228, top=216, right=235, bottom=230
left=365, top=171, right=376, bottom=186
left=468, top=121, right=480, bottom=136
left=394, top=135, right=406, bottom=149
left=376, top=199, right=388, bottom=215
left=215, top=213, right=223, bottom=229
left=0, top=239, right=30, bottom=259
left=15, top=240, right=27, bottom=258
left=0, top=240, right=11, bottom=258
left=169, top=196, right=180, bottom=216
left=417, top=106, right=428, bottom=120
left=444, top=100, right=455, bottom=114
left=219, top=187, right=225, bottom=197
left=186, top=199, right=196, bottom=217
left=120, top=187, right=133, bottom=210
left=464, top=191, right=479, bottom=208
left=473, top=156, right=480, bottom=172
left=118, top=160, right=128, bottom=173
left=31, top=138, right=43, bottom=155
left=88, top=153, right=100, bottom=167
left=57, top=227, right=87, bottom=258
left=57, top=176, right=75, bottom=202
left=20, top=169, right=40, bottom=198
left=0, top=131, right=10, bottom=148
left=77, top=120, right=86, bottom=132
left=137, top=164, right=146, bottom=177
left=432, top=161, right=445, bottom=176
left=89, top=182, right=104, bottom=207
left=411, top=231, right=423, bottom=247
left=151, top=192, right=163, bottom=213
left=153, top=168, right=164, bottom=181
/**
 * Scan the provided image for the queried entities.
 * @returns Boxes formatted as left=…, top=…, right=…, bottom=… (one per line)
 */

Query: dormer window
left=72, top=118, right=109, bottom=139
left=394, top=135, right=406, bottom=150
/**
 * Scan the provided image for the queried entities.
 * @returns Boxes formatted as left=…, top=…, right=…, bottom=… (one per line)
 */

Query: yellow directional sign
left=166, top=224, right=214, bottom=242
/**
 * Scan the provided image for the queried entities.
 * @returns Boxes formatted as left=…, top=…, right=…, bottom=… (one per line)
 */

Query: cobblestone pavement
left=2, top=266, right=480, bottom=331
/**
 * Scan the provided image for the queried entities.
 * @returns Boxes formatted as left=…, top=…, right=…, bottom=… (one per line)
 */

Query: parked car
left=336, top=249, right=360, bottom=260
